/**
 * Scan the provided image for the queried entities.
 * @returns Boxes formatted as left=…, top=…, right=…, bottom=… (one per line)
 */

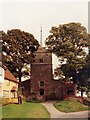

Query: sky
left=0, top=0, right=89, bottom=71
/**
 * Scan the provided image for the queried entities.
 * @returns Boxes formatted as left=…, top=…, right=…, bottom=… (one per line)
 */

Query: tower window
left=39, top=59, right=43, bottom=63
left=40, top=81, right=44, bottom=87
left=40, top=89, right=44, bottom=96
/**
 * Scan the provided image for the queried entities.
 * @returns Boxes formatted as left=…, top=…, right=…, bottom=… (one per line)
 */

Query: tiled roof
left=4, top=69, right=19, bottom=83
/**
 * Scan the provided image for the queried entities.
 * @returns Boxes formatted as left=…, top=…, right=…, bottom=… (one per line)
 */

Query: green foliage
left=45, top=22, right=90, bottom=84
left=77, top=51, right=90, bottom=96
left=46, top=23, right=89, bottom=59
left=1, top=29, right=39, bottom=82
left=2, top=98, right=9, bottom=106
left=54, top=67, right=64, bottom=80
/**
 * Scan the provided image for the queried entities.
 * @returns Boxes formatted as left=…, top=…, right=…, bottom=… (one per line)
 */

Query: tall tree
left=45, top=22, right=90, bottom=84
left=77, top=47, right=90, bottom=97
left=2, top=29, right=39, bottom=83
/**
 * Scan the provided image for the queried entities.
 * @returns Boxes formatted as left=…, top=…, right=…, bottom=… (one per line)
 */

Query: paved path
left=41, top=101, right=90, bottom=119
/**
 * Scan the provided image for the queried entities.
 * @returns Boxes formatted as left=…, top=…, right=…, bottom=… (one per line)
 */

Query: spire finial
left=40, top=25, right=42, bottom=47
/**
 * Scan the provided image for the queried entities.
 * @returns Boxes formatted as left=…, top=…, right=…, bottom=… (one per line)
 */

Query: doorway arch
left=40, top=88, right=44, bottom=96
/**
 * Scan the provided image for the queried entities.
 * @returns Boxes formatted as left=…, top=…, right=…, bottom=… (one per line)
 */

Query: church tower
left=30, top=27, right=53, bottom=100
left=22, top=27, right=76, bottom=100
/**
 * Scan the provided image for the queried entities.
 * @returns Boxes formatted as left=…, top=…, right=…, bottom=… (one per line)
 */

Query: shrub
left=2, top=98, right=9, bottom=106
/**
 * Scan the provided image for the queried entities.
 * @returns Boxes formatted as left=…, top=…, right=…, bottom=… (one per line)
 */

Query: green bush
left=22, top=96, right=26, bottom=102
left=2, top=98, right=9, bottom=106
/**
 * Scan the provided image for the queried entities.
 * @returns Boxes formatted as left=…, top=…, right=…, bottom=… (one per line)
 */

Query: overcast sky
left=0, top=0, right=89, bottom=70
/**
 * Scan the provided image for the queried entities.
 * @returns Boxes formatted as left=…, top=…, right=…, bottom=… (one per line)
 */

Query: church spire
left=40, top=25, right=42, bottom=47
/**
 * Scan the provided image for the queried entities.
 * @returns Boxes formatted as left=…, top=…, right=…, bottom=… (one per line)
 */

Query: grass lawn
left=2, top=102, right=50, bottom=118
left=54, top=98, right=90, bottom=113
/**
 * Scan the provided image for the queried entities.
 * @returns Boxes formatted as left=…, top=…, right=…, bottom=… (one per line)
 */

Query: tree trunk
left=81, top=86, right=83, bottom=97
left=72, top=71, right=77, bottom=84
left=18, top=68, right=22, bottom=87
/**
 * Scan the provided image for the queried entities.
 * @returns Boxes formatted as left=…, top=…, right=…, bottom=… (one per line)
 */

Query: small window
left=40, top=89, right=44, bottom=96
left=33, top=59, right=35, bottom=62
left=40, top=81, right=44, bottom=87
left=11, top=91, right=18, bottom=98
left=39, top=59, right=43, bottom=63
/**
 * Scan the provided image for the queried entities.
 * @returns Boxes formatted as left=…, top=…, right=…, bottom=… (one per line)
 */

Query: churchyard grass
left=54, top=98, right=90, bottom=113
left=2, top=102, right=50, bottom=118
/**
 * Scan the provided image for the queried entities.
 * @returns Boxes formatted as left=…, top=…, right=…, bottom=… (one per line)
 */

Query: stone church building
left=22, top=46, right=76, bottom=101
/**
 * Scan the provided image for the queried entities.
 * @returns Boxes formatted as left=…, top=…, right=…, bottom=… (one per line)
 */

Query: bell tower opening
left=40, top=81, right=44, bottom=87
left=39, top=59, right=43, bottom=63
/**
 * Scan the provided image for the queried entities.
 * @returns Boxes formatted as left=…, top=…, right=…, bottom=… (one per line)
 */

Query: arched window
left=40, top=89, right=44, bottom=96
left=39, top=59, right=43, bottom=63
left=40, top=81, right=44, bottom=87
